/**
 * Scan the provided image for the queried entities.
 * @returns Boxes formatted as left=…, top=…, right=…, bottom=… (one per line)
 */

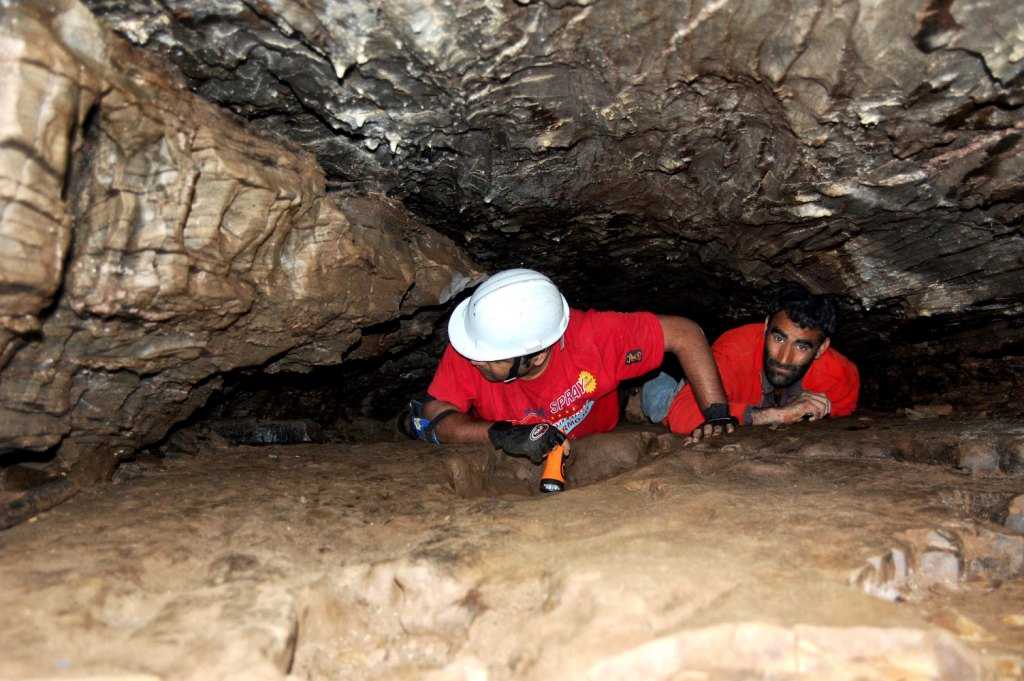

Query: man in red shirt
left=642, top=282, right=859, bottom=438
left=406, top=269, right=735, bottom=464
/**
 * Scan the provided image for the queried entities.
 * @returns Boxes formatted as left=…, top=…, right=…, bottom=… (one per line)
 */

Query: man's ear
left=815, top=337, right=831, bottom=359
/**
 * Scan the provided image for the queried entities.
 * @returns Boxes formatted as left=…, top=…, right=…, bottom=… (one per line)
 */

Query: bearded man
left=641, top=282, right=860, bottom=439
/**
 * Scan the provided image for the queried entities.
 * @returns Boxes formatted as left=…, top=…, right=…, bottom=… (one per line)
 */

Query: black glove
left=488, top=422, right=566, bottom=464
left=700, top=403, right=738, bottom=429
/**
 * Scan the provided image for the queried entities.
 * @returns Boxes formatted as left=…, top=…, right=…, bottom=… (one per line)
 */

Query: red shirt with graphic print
left=427, top=309, right=664, bottom=439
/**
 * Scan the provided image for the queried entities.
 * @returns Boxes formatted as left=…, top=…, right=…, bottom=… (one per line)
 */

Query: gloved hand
left=488, top=422, right=566, bottom=464
left=690, top=403, right=738, bottom=441
left=397, top=399, right=458, bottom=444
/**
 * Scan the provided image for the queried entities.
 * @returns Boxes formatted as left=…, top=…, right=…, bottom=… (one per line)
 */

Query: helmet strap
left=503, top=350, right=542, bottom=383
left=504, top=355, right=524, bottom=383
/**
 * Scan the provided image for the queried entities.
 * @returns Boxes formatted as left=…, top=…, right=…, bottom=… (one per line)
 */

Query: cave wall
left=2, top=0, right=1024, bottom=479
left=0, top=0, right=479, bottom=481
left=75, top=0, right=1024, bottom=410
left=78, top=0, right=1024, bottom=320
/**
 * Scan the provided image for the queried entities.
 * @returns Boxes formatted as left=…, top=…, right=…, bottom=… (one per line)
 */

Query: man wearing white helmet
left=407, top=268, right=734, bottom=463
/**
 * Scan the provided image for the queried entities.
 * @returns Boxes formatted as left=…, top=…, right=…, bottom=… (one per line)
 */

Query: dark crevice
left=912, top=0, right=961, bottom=53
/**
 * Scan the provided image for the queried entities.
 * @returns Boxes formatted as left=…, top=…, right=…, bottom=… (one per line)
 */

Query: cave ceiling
left=80, top=0, right=1024, bottom=349
left=77, top=0, right=1024, bottom=342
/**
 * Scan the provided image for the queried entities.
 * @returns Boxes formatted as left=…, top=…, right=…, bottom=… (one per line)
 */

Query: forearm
left=749, top=391, right=830, bottom=426
left=658, top=315, right=728, bottom=411
left=749, top=407, right=785, bottom=426
left=422, top=399, right=493, bottom=444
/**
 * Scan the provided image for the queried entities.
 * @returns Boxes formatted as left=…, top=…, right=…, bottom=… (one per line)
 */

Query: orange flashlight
left=539, top=441, right=569, bottom=494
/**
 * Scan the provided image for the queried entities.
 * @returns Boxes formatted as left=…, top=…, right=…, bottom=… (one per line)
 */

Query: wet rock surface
left=2, top=416, right=1024, bottom=680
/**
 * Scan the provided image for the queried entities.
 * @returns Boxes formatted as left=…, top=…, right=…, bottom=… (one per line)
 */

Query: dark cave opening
left=176, top=277, right=1024, bottom=449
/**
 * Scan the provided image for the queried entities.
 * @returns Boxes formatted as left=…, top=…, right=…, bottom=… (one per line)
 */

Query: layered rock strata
left=79, top=0, right=1024, bottom=326
left=75, top=0, right=1024, bottom=414
left=0, top=0, right=479, bottom=481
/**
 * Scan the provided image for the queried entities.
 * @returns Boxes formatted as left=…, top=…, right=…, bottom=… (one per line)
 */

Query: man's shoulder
left=427, top=343, right=482, bottom=409
left=568, top=308, right=656, bottom=335
left=435, top=343, right=476, bottom=375
left=805, top=345, right=859, bottom=390
left=714, top=323, right=764, bottom=348
left=819, top=345, right=858, bottom=373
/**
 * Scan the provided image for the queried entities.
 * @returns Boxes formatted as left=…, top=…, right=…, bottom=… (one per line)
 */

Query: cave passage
left=2, top=0, right=1024, bottom=678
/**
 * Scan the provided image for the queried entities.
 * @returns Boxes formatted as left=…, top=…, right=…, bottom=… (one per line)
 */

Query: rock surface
left=0, top=1, right=479, bottom=480
left=2, top=416, right=1023, bottom=680
left=78, top=0, right=1024, bottom=333
left=3, top=0, right=1024, bottom=480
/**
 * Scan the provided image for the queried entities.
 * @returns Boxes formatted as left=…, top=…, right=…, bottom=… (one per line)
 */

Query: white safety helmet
left=448, top=269, right=570, bottom=362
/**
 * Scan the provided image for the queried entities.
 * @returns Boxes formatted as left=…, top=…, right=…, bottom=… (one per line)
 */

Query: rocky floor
left=2, top=414, right=1024, bottom=681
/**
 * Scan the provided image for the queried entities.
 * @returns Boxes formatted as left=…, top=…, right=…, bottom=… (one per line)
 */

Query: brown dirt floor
left=1, top=414, right=1023, bottom=680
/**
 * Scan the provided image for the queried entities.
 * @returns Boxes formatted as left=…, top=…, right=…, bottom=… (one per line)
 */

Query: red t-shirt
left=428, top=309, right=664, bottom=439
left=665, top=323, right=860, bottom=434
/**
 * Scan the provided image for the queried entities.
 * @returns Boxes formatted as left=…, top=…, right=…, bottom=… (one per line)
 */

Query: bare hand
left=782, top=391, right=831, bottom=423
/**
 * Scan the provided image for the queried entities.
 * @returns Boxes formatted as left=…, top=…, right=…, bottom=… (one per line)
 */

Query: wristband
left=701, top=402, right=738, bottom=428
left=401, top=399, right=457, bottom=445
left=701, top=403, right=731, bottom=421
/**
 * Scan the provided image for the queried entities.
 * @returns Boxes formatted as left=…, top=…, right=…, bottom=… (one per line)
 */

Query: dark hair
left=772, top=282, right=838, bottom=337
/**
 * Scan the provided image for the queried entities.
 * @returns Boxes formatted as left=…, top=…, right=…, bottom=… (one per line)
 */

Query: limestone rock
left=1004, top=438, right=1024, bottom=475
left=1006, top=495, right=1024, bottom=535
left=890, top=523, right=1024, bottom=589
left=585, top=622, right=981, bottom=681
left=6, top=416, right=1021, bottom=681
left=444, top=447, right=500, bottom=499
left=928, top=609, right=995, bottom=643
left=850, top=545, right=911, bottom=602
left=0, top=0, right=480, bottom=480
left=0, top=3, right=100, bottom=358
left=956, top=440, right=1001, bottom=476
left=294, top=559, right=478, bottom=677
left=919, top=549, right=962, bottom=587
left=962, top=527, right=1024, bottom=581
left=77, top=0, right=1024, bottom=351
left=567, top=431, right=654, bottom=487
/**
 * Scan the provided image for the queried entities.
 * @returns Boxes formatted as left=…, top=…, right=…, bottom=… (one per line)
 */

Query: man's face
left=763, top=311, right=829, bottom=388
left=470, top=350, right=551, bottom=383
left=470, top=358, right=516, bottom=383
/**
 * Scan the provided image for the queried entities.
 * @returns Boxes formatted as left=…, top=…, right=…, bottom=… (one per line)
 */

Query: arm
left=749, top=392, right=831, bottom=425
left=421, top=399, right=565, bottom=463
left=657, top=315, right=728, bottom=411
left=422, top=345, right=564, bottom=461
left=665, top=326, right=758, bottom=435
left=422, top=399, right=492, bottom=444
left=657, top=315, right=733, bottom=439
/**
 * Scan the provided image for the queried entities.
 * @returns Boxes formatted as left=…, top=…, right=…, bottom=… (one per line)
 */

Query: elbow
left=658, top=315, right=708, bottom=355
left=423, top=399, right=462, bottom=420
